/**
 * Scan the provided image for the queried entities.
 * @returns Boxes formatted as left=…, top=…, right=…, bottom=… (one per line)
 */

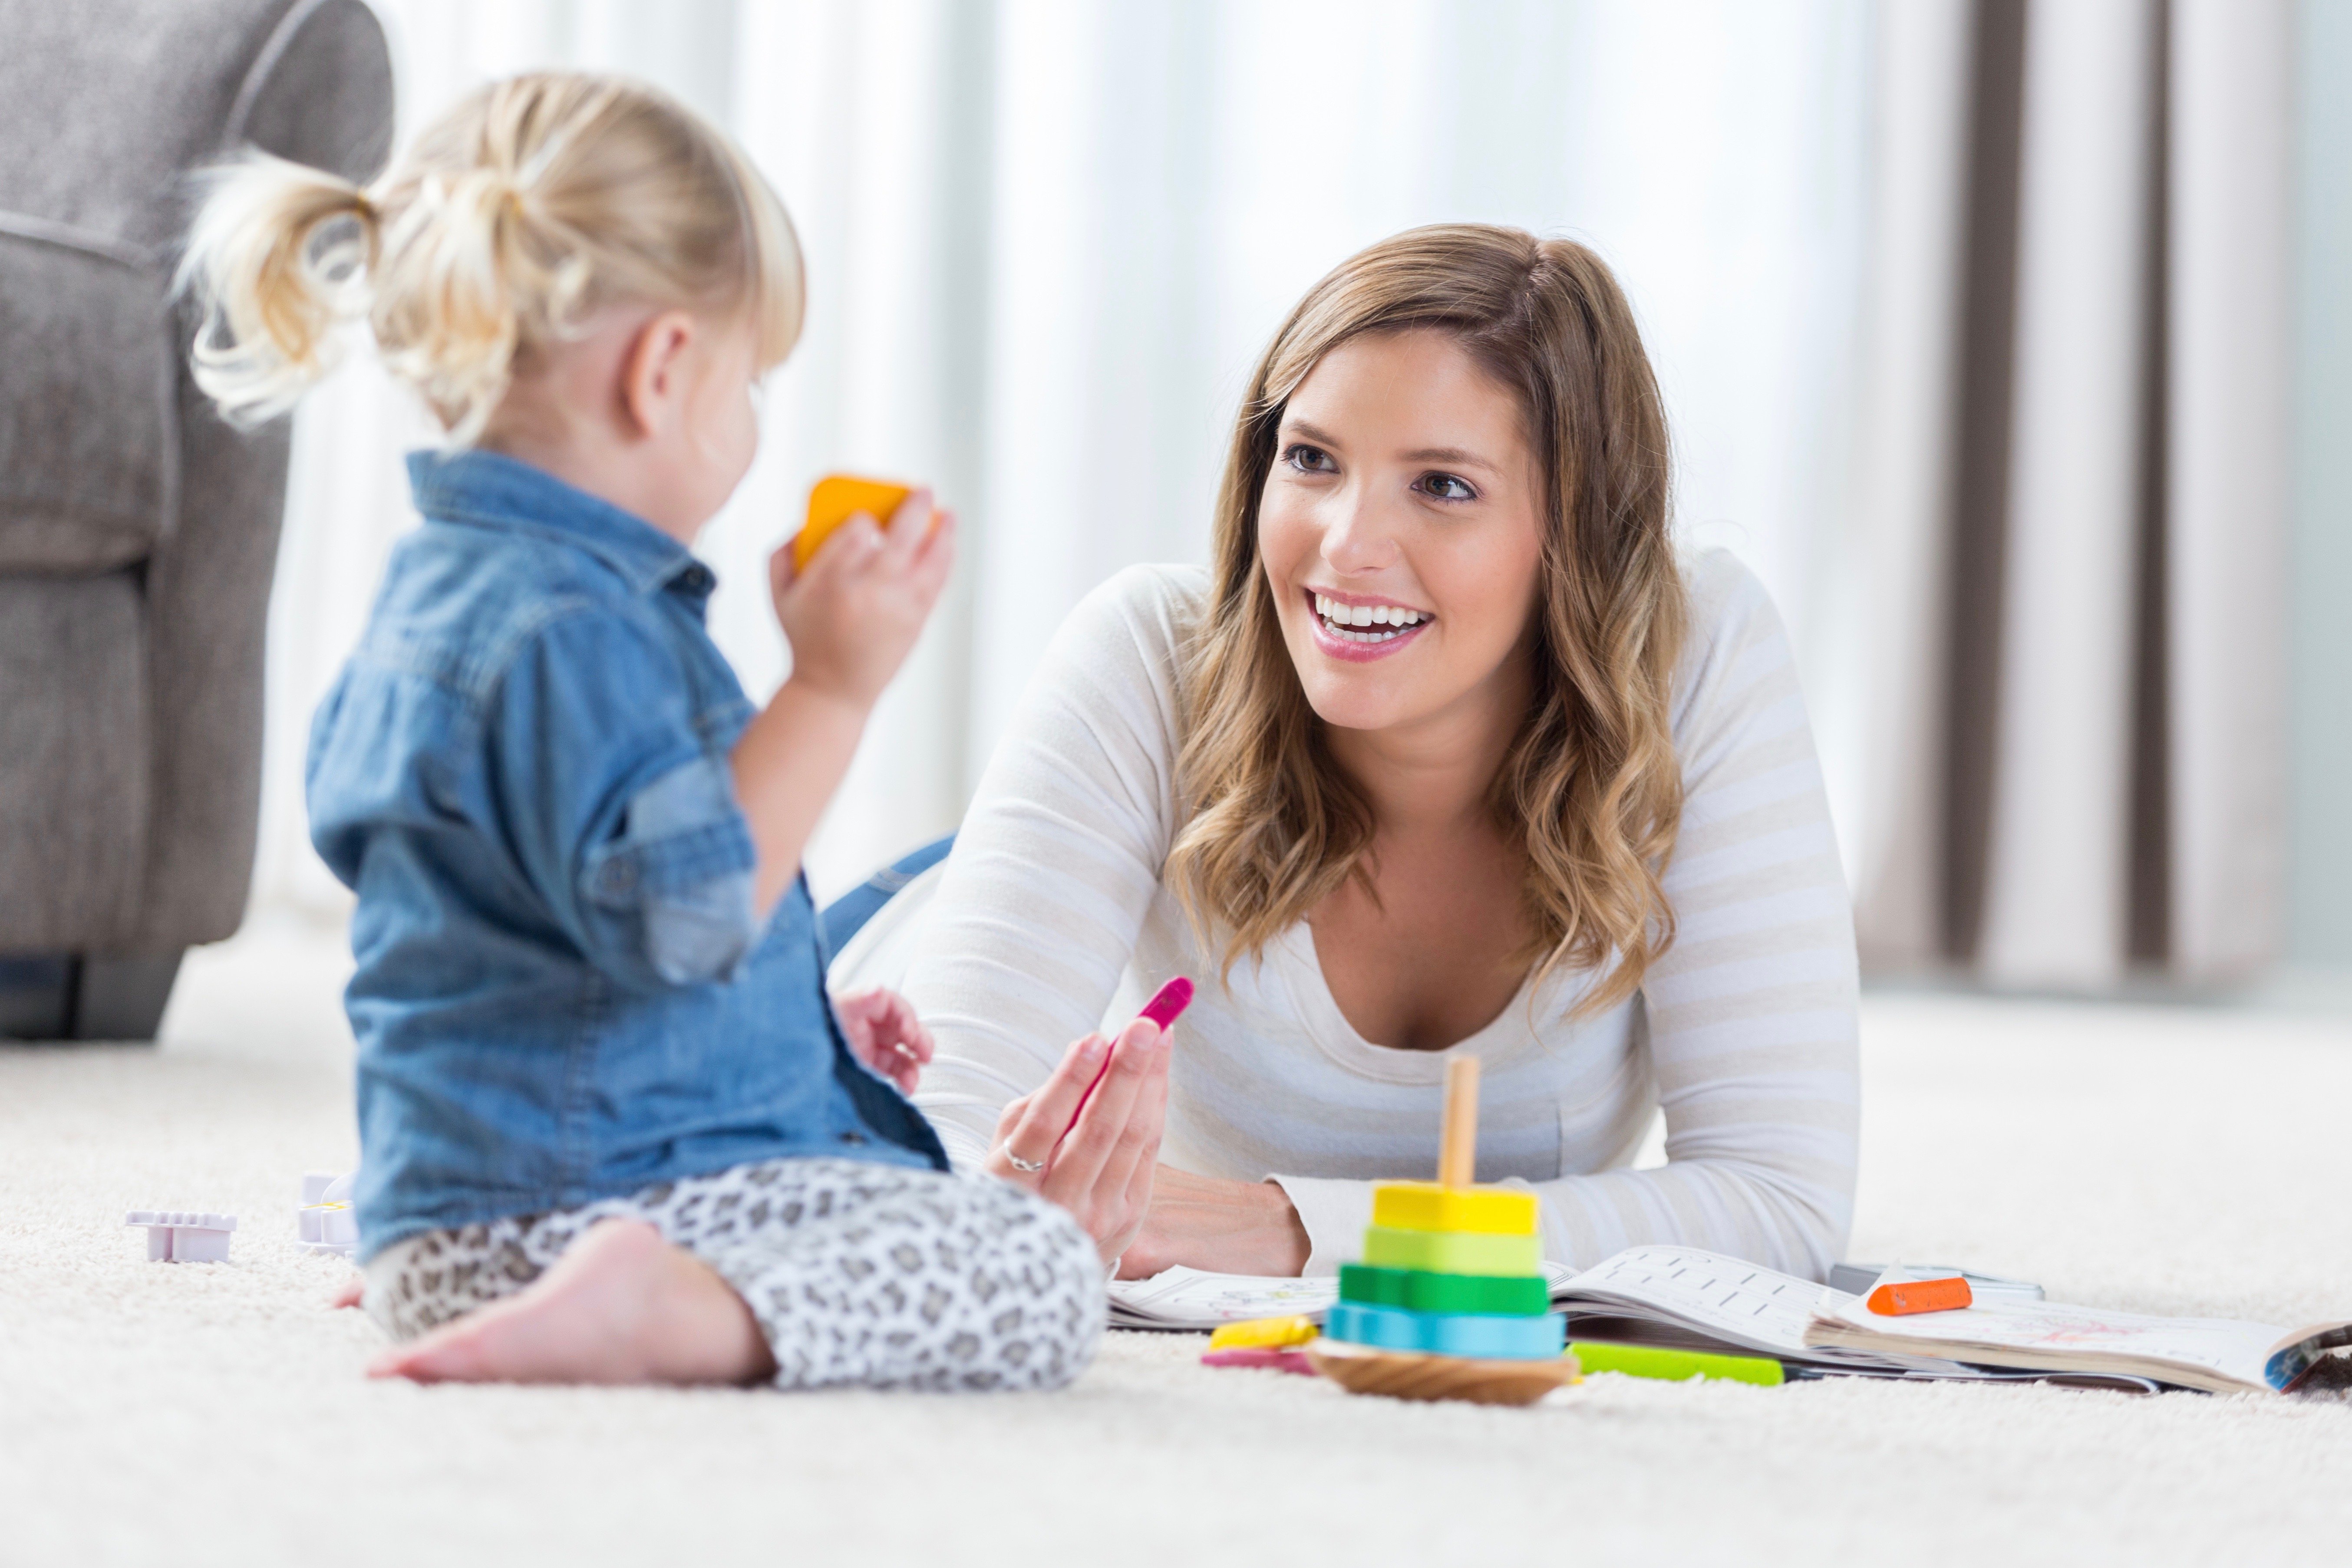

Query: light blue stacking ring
left=1324, top=1302, right=1568, bottom=1360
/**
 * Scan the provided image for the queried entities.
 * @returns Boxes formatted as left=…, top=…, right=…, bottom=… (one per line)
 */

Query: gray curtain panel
left=1853, top=0, right=2293, bottom=989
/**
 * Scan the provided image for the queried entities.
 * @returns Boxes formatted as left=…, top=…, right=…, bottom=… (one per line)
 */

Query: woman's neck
left=1323, top=651, right=1532, bottom=837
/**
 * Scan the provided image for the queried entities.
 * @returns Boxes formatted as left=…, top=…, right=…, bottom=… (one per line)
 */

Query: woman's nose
left=1319, top=490, right=1400, bottom=574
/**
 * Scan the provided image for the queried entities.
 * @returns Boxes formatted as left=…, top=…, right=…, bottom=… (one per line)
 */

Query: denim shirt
left=309, top=450, right=946, bottom=1260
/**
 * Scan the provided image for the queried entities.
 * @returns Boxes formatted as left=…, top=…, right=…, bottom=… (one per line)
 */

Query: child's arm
left=732, top=490, right=954, bottom=916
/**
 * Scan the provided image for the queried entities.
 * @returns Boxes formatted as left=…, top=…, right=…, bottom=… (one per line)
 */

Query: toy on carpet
left=1305, top=1057, right=1580, bottom=1407
left=297, top=1171, right=358, bottom=1258
left=125, top=1209, right=237, bottom=1263
left=1200, top=1314, right=1320, bottom=1375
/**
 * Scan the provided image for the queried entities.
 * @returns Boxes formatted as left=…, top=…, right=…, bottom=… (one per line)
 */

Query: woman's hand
left=832, top=986, right=933, bottom=1094
left=985, top=1017, right=1168, bottom=1265
left=1116, top=1167, right=1310, bottom=1279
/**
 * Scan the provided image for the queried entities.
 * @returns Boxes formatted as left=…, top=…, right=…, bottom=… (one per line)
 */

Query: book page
left=1812, top=1286, right=2291, bottom=1387
left=1555, top=1246, right=1850, bottom=1357
left=1108, top=1260, right=1581, bottom=1329
left=1107, top=1267, right=1337, bottom=1327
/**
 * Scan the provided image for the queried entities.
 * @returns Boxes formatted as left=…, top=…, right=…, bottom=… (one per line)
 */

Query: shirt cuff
left=1267, top=1173, right=1376, bottom=1278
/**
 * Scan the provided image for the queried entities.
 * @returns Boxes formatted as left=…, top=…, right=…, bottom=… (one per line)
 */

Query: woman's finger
left=993, top=1092, right=1033, bottom=1145
left=1040, top=1017, right=1161, bottom=1202
left=1093, top=1042, right=1168, bottom=1253
left=990, top=1033, right=1109, bottom=1179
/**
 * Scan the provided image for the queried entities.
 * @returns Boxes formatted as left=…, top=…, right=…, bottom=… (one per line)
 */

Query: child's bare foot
left=366, top=1220, right=776, bottom=1387
left=329, top=1275, right=365, bottom=1309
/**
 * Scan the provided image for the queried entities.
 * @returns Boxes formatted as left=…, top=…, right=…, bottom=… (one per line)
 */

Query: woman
left=906, top=224, right=1859, bottom=1280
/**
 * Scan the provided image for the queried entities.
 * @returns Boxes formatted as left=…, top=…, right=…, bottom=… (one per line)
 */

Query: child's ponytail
left=177, top=73, right=805, bottom=446
left=177, top=152, right=379, bottom=426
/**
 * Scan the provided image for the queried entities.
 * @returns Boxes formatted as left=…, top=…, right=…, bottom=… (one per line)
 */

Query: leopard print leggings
left=363, top=1159, right=1105, bottom=1392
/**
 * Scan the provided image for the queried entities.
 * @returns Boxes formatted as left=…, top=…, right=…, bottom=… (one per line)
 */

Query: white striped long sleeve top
left=902, top=550, right=1860, bottom=1279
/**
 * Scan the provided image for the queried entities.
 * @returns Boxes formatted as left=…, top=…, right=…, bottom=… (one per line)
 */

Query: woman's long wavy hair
left=1165, top=224, right=1687, bottom=1017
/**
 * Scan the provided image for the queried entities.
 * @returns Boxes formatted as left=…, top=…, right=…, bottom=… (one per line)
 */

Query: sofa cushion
left=0, top=573, right=150, bottom=949
left=0, top=229, right=175, bottom=573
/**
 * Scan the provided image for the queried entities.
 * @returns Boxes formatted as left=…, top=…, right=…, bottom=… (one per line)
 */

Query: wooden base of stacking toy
left=1306, top=1337, right=1581, bottom=1407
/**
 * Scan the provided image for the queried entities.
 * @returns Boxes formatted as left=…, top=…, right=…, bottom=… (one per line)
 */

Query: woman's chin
left=1297, top=676, right=1429, bottom=736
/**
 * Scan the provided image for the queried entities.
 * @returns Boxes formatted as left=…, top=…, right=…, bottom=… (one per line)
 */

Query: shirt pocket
left=578, top=752, right=759, bottom=987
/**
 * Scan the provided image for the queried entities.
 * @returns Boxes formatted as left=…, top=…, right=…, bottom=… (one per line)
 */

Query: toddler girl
left=178, top=73, right=1119, bottom=1390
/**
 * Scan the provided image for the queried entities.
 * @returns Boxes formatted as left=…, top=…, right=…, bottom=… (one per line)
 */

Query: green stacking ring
left=1339, top=1263, right=1551, bottom=1317
left=1360, top=1225, right=1542, bottom=1277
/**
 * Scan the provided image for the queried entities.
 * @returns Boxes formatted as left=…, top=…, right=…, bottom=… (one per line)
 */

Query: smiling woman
left=904, top=224, right=1859, bottom=1283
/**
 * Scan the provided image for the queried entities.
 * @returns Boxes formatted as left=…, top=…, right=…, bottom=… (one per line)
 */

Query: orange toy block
left=790, top=474, right=924, bottom=572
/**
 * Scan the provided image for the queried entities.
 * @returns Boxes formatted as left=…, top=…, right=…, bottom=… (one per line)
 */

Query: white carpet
left=7, top=919, right=2352, bottom=1568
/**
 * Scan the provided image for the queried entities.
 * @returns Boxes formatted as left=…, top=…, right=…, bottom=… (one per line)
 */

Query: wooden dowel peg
left=1438, top=1056, right=1480, bottom=1188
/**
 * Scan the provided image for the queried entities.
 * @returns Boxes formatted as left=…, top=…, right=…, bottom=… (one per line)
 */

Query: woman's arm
left=903, top=567, right=1198, bottom=1167
left=1525, top=552, right=1860, bottom=1278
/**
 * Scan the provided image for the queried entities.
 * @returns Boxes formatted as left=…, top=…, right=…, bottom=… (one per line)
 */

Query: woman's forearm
left=1119, top=1167, right=1310, bottom=1278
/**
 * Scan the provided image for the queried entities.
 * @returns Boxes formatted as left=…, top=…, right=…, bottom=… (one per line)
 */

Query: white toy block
left=125, top=1209, right=238, bottom=1263
left=297, top=1170, right=359, bottom=1258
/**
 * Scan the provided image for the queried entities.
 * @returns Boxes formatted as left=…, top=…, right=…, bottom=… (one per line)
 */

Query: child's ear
left=618, top=309, right=698, bottom=438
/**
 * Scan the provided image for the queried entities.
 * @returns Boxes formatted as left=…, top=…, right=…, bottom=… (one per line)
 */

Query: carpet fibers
left=5, top=921, right=2352, bottom=1567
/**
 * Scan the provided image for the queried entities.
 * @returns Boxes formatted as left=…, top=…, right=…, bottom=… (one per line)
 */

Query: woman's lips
left=1302, top=590, right=1433, bottom=663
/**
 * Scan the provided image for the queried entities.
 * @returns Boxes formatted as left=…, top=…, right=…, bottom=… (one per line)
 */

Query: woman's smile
left=1306, top=586, right=1435, bottom=659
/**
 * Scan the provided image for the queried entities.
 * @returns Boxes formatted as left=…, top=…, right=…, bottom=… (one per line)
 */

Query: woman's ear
left=617, top=309, right=699, bottom=439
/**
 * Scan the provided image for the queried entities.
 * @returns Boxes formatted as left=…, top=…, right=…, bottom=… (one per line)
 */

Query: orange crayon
left=1866, top=1276, right=1973, bottom=1316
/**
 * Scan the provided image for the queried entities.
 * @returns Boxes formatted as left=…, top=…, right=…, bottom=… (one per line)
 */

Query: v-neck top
left=903, top=554, right=1858, bottom=1277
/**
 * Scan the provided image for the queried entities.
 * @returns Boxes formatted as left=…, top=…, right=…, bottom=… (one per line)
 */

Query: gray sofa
left=0, top=0, right=393, bottom=1039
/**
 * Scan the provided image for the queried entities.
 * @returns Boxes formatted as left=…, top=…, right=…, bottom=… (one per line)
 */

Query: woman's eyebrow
left=1284, top=419, right=1500, bottom=475
left=1400, top=445, right=1499, bottom=473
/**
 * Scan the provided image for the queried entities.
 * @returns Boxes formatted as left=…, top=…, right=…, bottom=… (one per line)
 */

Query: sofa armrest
left=122, top=0, right=392, bottom=951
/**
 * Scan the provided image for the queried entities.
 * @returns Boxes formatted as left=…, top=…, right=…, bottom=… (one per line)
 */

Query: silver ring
left=1003, top=1150, right=1046, bottom=1173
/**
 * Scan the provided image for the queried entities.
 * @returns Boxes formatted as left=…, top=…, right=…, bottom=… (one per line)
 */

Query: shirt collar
left=406, top=448, right=710, bottom=598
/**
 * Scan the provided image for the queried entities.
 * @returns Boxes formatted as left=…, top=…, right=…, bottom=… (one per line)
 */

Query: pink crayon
left=1137, top=976, right=1194, bottom=1031
left=1064, top=977, right=1194, bottom=1134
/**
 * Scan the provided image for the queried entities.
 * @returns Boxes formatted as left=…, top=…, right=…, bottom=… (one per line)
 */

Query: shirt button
left=838, top=1130, right=868, bottom=1146
left=597, top=859, right=637, bottom=895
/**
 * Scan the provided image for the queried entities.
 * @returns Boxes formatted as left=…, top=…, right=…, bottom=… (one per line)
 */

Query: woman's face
left=1257, top=328, right=1549, bottom=740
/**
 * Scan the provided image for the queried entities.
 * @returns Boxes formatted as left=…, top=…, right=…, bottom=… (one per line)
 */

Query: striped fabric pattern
left=903, top=551, right=1859, bottom=1280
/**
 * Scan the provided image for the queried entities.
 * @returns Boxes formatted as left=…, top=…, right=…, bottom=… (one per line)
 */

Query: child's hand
left=832, top=985, right=934, bottom=1094
left=771, top=488, right=955, bottom=708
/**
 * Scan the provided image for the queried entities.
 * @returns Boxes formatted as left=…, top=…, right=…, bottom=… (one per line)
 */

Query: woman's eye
left=1283, top=444, right=1336, bottom=474
left=1418, top=472, right=1476, bottom=502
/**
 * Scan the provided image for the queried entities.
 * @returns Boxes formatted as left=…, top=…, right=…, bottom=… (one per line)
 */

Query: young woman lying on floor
left=899, top=224, right=1861, bottom=1281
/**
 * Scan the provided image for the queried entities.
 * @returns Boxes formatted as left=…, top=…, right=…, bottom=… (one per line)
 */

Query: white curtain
left=255, top=0, right=1877, bottom=913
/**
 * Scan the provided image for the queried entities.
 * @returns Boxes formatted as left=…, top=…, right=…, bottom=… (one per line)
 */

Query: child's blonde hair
left=179, top=72, right=803, bottom=444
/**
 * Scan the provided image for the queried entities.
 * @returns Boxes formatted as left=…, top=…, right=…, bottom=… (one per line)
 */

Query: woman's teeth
left=1313, top=593, right=1429, bottom=643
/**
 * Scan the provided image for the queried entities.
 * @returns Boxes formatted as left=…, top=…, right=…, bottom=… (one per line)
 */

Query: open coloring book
left=1111, top=1245, right=2352, bottom=1391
